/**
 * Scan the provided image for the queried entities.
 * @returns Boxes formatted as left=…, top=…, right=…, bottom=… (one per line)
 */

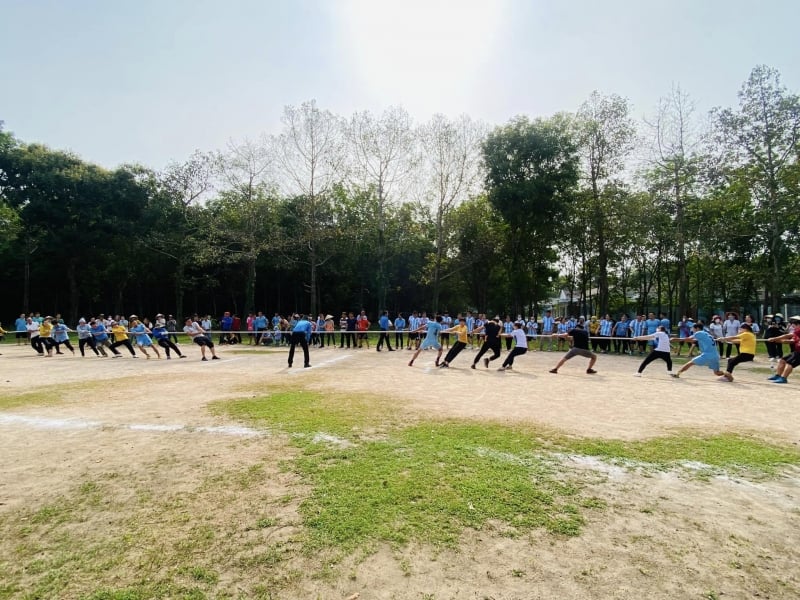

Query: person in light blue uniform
left=599, top=314, right=613, bottom=353
left=131, top=319, right=161, bottom=359
left=539, top=310, right=555, bottom=351
left=672, top=322, right=724, bottom=379
left=288, top=314, right=312, bottom=368
left=14, top=314, right=27, bottom=345
left=408, top=315, right=444, bottom=367
left=52, top=320, right=75, bottom=355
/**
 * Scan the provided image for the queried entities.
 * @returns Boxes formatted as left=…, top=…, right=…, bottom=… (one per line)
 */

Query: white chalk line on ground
left=287, top=353, right=352, bottom=373
left=0, top=413, right=264, bottom=437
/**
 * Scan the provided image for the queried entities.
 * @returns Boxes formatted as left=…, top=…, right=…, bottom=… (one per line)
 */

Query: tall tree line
left=1, top=65, right=798, bottom=324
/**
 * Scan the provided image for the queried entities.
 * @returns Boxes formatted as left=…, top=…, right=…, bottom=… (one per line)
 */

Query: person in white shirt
left=632, top=326, right=674, bottom=376
left=183, top=319, right=220, bottom=361
left=497, top=322, right=528, bottom=372
left=722, top=312, right=741, bottom=358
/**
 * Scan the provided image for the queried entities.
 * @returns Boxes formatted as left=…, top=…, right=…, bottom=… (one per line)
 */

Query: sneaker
left=408, top=360, right=414, bottom=367
left=671, top=373, right=679, bottom=378
left=633, top=372, right=642, bottom=377
left=439, top=363, right=449, bottom=368
left=505, top=366, right=512, bottom=371
left=304, top=364, right=311, bottom=368
left=202, top=357, right=208, bottom=361
left=497, top=366, right=506, bottom=371
left=549, top=368, right=558, bottom=374
left=767, top=374, right=780, bottom=381
left=212, top=356, right=220, bottom=360
left=586, top=369, right=597, bottom=374
left=483, top=358, right=489, bottom=369
left=774, top=377, right=788, bottom=384
left=179, top=355, right=186, bottom=359
left=470, top=364, right=476, bottom=369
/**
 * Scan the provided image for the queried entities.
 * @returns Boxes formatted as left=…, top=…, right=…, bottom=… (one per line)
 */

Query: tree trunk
left=67, top=258, right=80, bottom=325
left=175, top=258, right=185, bottom=321
left=245, top=257, right=256, bottom=313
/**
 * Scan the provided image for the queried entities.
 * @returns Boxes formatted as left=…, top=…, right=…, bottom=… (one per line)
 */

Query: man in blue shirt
left=672, top=322, right=724, bottom=379
left=393, top=313, right=406, bottom=350
left=288, top=314, right=312, bottom=368
left=408, top=315, right=444, bottom=367
left=539, top=310, right=555, bottom=351
left=376, top=311, right=395, bottom=351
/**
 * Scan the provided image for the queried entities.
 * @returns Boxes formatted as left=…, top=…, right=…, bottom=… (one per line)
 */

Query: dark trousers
left=395, top=332, right=404, bottom=348
left=726, top=353, right=754, bottom=373
left=638, top=350, right=672, bottom=373
left=111, top=339, right=136, bottom=356
left=288, top=332, right=310, bottom=367
left=55, top=339, right=74, bottom=353
left=613, top=336, right=629, bottom=354
left=158, top=338, right=183, bottom=357
left=502, top=346, right=527, bottom=367
left=724, top=342, right=739, bottom=358
left=377, top=331, right=393, bottom=351
left=765, top=341, right=783, bottom=359
left=443, top=340, right=467, bottom=364
left=31, top=336, right=43, bottom=354
left=79, top=337, right=99, bottom=356
left=474, top=340, right=501, bottom=364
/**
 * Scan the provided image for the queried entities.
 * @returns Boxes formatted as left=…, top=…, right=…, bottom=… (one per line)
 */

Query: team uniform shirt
left=690, top=330, right=720, bottom=371
left=557, top=321, right=569, bottom=335
left=76, top=323, right=93, bottom=339
left=394, top=317, right=406, bottom=331
left=293, top=319, right=313, bottom=341
left=614, top=320, right=629, bottom=336
left=465, top=315, right=475, bottom=333
left=378, top=315, right=391, bottom=331
left=90, top=323, right=109, bottom=342
left=503, top=321, right=514, bottom=335
left=599, top=319, right=613, bottom=336
left=629, top=319, right=646, bottom=337
left=541, top=315, right=554, bottom=334
left=659, top=318, right=671, bottom=332
left=52, top=323, right=70, bottom=343
left=152, top=326, right=170, bottom=341
left=737, top=331, right=757, bottom=355
left=132, top=323, right=153, bottom=346
left=110, top=325, right=129, bottom=343
left=420, top=321, right=443, bottom=349
left=526, top=320, right=538, bottom=338
left=645, top=318, right=660, bottom=335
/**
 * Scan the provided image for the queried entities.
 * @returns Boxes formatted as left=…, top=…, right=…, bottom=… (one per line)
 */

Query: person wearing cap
left=152, top=321, right=186, bottom=359
left=717, top=323, right=757, bottom=382
left=722, top=312, right=741, bottom=358
left=588, top=316, right=601, bottom=352
left=183, top=318, right=220, bottom=361
left=549, top=322, right=598, bottom=375
left=323, top=314, right=335, bottom=347
left=765, top=316, right=800, bottom=384
left=76, top=318, right=100, bottom=357
left=287, top=314, right=312, bottom=368
left=471, top=317, right=502, bottom=369
left=671, top=322, right=724, bottom=379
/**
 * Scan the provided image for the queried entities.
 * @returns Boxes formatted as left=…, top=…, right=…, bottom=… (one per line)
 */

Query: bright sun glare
left=333, top=0, right=506, bottom=113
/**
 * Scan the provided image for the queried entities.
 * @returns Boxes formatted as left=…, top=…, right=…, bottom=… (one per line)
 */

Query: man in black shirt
left=549, top=323, right=598, bottom=375
left=471, top=316, right=503, bottom=369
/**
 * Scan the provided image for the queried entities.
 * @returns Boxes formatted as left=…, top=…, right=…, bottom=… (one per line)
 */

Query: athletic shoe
left=470, top=364, right=476, bottom=369
left=483, top=358, right=489, bottom=369
left=633, top=372, right=642, bottom=377
left=767, top=374, right=780, bottom=381
left=212, top=356, right=220, bottom=360
left=408, top=361, right=413, bottom=367
left=304, top=364, right=311, bottom=368
left=497, top=366, right=506, bottom=371
left=439, top=363, right=448, bottom=368
left=671, top=373, right=679, bottom=378
left=774, top=377, right=788, bottom=384
left=179, top=355, right=186, bottom=359
left=202, top=357, right=208, bottom=361
left=586, top=369, right=597, bottom=374
left=549, top=369, right=558, bottom=374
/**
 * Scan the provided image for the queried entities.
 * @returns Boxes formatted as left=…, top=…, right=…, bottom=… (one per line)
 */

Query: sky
left=1, top=0, right=798, bottom=170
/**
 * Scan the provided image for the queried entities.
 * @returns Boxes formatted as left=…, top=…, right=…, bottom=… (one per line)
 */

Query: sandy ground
left=1, top=341, right=799, bottom=598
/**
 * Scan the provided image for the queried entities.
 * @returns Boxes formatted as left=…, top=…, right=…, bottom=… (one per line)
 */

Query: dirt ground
left=1, top=340, right=799, bottom=599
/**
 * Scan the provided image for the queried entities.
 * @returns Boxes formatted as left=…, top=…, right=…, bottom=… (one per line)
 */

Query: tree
left=346, top=106, right=416, bottom=311
left=712, top=65, right=800, bottom=313
left=576, top=92, right=636, bottom=315
left=275, top=100, right=346, bottom=317
left=644, top=84, right=706, bottom=317
left=417, top=114, right=484, bottom=312
left=147, top=151, right=216, bottom=320
left=483, top=114, right=579, bottom=314
left=213, top=138, right=282, bottom=312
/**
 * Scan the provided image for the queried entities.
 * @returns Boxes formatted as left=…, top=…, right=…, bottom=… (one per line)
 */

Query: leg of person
left=159, top=339, right=172, bottom=358
left=586, top=351, right=598, bottom=374
left=301, top=337, right=310, bottom=367
left=636, top=351, right=660, bottom=374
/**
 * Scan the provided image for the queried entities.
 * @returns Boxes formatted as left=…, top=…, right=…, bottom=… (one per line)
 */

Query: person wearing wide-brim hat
left=722, top=311, right=741, bottom=359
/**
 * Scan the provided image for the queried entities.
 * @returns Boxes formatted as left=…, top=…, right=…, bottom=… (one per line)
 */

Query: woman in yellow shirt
left=719, top=323, right=757, bottom=382
left=438, top=319, right=470, bottom=368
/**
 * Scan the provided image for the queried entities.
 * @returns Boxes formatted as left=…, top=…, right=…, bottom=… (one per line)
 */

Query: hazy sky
left=2, top=0, right=798, bottom=170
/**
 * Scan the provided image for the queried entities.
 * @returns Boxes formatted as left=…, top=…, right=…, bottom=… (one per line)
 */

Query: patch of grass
left=294, top=421, right=587, bottom=551
left=210, top=388, right=403, bottom=439
left=558, top=433, right=800, bottom=475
